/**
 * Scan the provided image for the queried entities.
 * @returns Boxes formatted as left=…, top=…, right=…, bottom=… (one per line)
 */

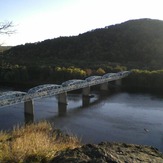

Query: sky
left=0, top=0, right=163, bottom=46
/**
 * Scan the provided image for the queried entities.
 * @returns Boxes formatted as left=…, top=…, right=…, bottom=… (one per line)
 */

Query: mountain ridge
left=2, top=18, right=163, bottom=69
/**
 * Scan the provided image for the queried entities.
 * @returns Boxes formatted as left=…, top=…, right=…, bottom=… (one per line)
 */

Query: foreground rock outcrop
left=51, top=142, right=163, bottom=163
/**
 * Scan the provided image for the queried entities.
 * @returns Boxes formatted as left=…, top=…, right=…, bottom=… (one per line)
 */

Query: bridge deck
left=0, top=71, right=130, bottom=107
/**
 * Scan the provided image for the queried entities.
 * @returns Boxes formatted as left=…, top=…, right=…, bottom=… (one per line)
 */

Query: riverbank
left=52, top=142, right=163, bottom=163
left=0, top=121, right=162, bottom=163
left=0, top=121, right=80, bottom=162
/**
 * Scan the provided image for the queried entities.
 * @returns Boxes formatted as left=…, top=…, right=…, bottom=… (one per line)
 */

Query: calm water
left=0, top=90, right=163, bottom=152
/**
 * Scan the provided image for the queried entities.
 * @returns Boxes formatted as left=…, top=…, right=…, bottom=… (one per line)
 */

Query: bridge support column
left=24, top=100, right=34, bottom=123
left=24, top=100, right=34, bottom=115
left=82, top=86, right=90, bottom=96
left=115, top=79, right=122, bottom=91
left=115, top=79, right=122, bottom=86
left=58, top=92, right=67, bottom=116
left=58, top=103, right=67, bottom=116
left=100, top=82, right=108, bottom=91
left=82, top=96, right=90, bottom=107
left=82, top=87, right=90, bottom=107
left=58, top=92, right=67, bottom=104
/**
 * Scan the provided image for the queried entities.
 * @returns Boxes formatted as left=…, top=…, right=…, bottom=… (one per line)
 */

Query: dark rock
left=51, top=142, right=163, bottom=163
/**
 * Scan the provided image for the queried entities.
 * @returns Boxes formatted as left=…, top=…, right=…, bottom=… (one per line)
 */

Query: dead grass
left=0, top=121, right=81, bottom=162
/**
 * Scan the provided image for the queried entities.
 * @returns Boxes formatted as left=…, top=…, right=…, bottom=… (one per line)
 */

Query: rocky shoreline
left=51, top=142, right=163, bottom=163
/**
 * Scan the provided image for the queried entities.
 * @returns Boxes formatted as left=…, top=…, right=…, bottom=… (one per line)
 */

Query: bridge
left=0, top=71, right=130, bottom=117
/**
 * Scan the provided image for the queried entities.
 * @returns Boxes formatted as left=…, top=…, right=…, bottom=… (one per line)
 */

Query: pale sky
left=0, top=0, right=163, bottom=46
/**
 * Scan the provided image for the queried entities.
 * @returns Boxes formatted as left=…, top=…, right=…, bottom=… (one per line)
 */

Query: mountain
left=2, top=18, right=163, bottom=69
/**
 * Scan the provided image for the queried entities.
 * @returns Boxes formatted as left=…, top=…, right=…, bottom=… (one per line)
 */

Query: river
left=0, top=89, right=163, bottom=152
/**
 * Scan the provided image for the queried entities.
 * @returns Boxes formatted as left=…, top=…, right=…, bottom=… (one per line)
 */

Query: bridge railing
left=0, top=71, right=131, bottom=107
left=0, top=91, right=27, bottom=107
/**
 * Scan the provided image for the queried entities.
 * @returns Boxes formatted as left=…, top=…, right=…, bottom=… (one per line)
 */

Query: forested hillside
left=2, top=18, right=163, bottom=69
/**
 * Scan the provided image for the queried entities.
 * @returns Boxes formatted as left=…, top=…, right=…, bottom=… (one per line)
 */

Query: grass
left=0, top=121, right=81, bottom=163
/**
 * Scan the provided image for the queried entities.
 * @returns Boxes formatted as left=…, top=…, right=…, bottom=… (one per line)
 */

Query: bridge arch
left=62, top=79, right=85, bottom=87
left=85, top=75, right=102, bottom=82
left=102, top=73, right=116, bottom=79
left=26, top=84, right=63, bottom=99
left=0, top=91, right=27, bottom=99
left=0, top=71, right=131, bottom=109
left=28, top=84, right=62, bottom=94
left=0, top=91, right=27, bottom=106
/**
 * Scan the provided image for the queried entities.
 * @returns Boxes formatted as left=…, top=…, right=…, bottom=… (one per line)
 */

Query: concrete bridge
left=0, top=71, right=130, bottom=118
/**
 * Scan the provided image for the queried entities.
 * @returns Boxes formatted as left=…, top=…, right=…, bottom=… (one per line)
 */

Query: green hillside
left=2, top=18, right=163, bottom=69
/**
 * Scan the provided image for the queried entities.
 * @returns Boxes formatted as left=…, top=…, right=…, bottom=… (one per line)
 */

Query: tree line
left=0, top=64, right=127, bottom=88
left=1, top=64, right=163, bottom=93
left=122, top=69, right=163, bottom=93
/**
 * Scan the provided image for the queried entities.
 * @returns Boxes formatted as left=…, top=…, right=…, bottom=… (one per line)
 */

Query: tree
left=0, top=21, right=15, bottom=46
left=0, top=21, right=15, bottom=35
left=96, top=68, right=105, bottom=75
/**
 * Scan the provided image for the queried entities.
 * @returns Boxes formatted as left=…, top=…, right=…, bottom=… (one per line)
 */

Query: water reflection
left=24, top=113, right=34, bottom=124
left=82, top=96, right=90, bottom=107
left=58, top=103, right=67, bottom=116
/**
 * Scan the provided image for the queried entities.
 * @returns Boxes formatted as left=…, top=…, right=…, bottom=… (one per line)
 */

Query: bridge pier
left=58, top=103, right=67, bottom=116
left=24, top=113, right=34, bottom=124
left=58, top=92, right=68, bottom=104
left=82, top=86, right=90, bottom=107
left=82, top=86, right=90, bottom=96
left=24, top=100, right=34, bottom=115
left=58, top=92, right=67, bottom=116
left=115, top=79, right=122, bottom=86
left=100, top=82, right=108, bottom=91
left=82, top=96, right=90, bottom=107
left=24, top=100, right=34, bottom=123
left=115, top=79, right=122, bottom=91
